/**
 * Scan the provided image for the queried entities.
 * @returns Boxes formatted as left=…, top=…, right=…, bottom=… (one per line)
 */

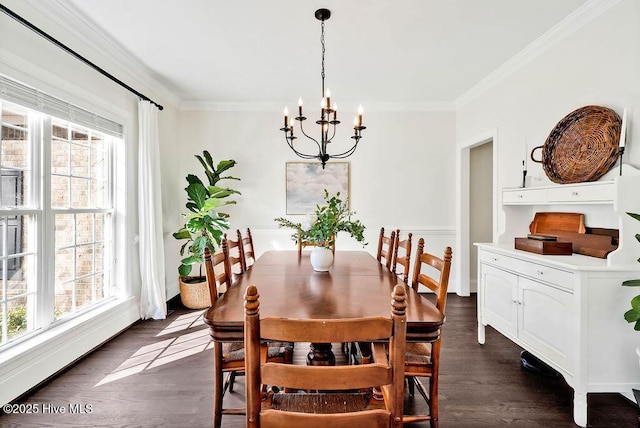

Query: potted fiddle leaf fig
left=623, top=212, right=640, bottom=330
left=275, top=190, right=366, bottom=271
left=172, top=151, right=240, bottom=308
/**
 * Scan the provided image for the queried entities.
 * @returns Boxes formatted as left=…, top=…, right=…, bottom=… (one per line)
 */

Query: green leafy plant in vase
left=275, top=190, right=366, bottom=271
left=623, top=212, right=640, bottom=330
left=172, top=151, right=240, bottom=308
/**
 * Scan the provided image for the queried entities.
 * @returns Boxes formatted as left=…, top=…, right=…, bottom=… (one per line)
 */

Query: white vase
left=310, top=247, right=333, bottom=272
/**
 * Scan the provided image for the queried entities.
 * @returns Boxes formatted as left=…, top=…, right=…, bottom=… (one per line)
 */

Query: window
left=0, top=97, right=117, bottom=346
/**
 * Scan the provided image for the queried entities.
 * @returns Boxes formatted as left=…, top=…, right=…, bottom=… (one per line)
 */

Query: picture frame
left=286, top=162, right=349, bottom=215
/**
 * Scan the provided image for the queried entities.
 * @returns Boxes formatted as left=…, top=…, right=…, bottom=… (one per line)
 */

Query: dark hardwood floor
left=1, top=294, right=637, bottom=427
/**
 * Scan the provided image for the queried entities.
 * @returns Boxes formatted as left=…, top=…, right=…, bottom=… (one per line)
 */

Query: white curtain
left=138, top=100, right=167, bottom=319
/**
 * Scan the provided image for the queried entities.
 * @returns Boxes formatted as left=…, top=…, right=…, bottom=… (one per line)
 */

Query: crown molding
left=22, top=0, right=181, bottom=108
left=180, top=100, right=456, bottom=113
left=455, top=0, right=622, bottom=109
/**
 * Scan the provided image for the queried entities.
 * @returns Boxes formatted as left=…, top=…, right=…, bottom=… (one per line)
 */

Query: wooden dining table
left=204, top=250, right=444, bottom=364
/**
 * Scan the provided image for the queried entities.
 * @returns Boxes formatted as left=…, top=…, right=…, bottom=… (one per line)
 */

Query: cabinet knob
left=537, top=270, right=544, bottom=275
left=571, top=191, right=579, bottom=196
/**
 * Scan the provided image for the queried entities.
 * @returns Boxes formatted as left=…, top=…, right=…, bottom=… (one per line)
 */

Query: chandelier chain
left=321, top=19, right=325, bottom=97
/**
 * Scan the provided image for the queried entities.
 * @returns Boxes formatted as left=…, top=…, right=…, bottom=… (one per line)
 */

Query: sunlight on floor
left=95, top=311, right=213, bottom=386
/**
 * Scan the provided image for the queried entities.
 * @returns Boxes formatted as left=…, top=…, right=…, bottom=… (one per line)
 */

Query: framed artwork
left=286, top=162, right=349, bottom=215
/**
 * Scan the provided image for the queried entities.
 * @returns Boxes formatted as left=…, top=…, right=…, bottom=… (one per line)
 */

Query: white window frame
left=0, top=83, right=120, bottom=349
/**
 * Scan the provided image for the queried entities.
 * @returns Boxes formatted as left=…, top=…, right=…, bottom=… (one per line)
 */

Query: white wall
left=0, top=0, right=179, bottom=404
left=457, top=0, right=640, bottom=240
left=162, top=109, right=458, bottom=297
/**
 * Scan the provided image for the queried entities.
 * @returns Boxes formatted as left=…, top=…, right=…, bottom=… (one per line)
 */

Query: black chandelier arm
left=285, top=135, right=322, bottom=160
left=296, top=120, right=323, bottom=151
left=326, top=122, right=337, bottom=143
left=327, top=138, right=361, bottom=159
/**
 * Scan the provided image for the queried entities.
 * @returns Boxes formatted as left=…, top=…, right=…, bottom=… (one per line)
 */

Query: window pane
left=6, top=296, right=32, bottom=340
left=71, top=143, right=90, bottom=178
left=55, top=214, right=74, bottom=249
left=52, top=139, right=69, bottom=175
left=0, top=215, right=35, bottom=281
left=76, top=277, right=94, bottom=310
left=51, top=175, right=70, bottom=208
left=76, top=244, right=93, bottom=278
left=2, top=133, right=29, bottom=169
left=76, top=213, right=94, bottom=245
left=52, top=122, right=68, bottom=139
left=70, top=177, right=90, bottom=208
left=55, top=247, right=74, bottom=285
left=1, top=102, right=31, bottom=207
left=54, top=282, right=72, bottom=320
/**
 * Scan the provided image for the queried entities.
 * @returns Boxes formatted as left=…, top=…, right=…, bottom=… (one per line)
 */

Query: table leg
left=307, top=343, right=336, bottom=366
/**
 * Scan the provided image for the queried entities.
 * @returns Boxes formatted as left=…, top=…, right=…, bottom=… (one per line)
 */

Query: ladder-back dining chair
left=205, top=240, right=292, bottom=428
left=376, top=227, right=397, bottom=270
left=241, top=228, right=256, bottom=270
left=244, top=283, right=408, bottom=428
left=391, top=230, right=412, bottom=283
left=225, top=230, right=247, bottom=281
left=402, top=238, right=452, bottom=427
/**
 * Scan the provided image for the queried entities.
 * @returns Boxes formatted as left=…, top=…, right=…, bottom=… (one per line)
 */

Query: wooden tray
left=529, top=212, right=585, bottom=235
left=515, top=237, right=573, bottom=255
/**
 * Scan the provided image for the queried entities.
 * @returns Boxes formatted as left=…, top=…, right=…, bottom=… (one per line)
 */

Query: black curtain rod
left=0, top=3, right=164, bottom=110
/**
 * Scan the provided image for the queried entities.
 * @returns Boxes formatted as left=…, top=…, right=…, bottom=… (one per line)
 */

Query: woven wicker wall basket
left=531, top=105, right=621, bottom=184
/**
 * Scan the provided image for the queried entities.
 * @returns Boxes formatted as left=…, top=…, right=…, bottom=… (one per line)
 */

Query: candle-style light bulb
left=298, top=97, right=303, bottom=117
left=357, top=104, right=363, bottom=126
left=332, top=102, right=337, bottom=120
left=325, top=88, right=331, bottom=110
left=283, top=106, right=289, bottom=127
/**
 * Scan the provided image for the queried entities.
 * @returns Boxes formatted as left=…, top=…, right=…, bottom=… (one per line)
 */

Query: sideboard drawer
left=503, top=188, right=546, bottom=205
left=546, top=182, right=614, bottom=203
left=479, top=250, right=575, bottom=291
left=516, top=261, right=574, bottom=291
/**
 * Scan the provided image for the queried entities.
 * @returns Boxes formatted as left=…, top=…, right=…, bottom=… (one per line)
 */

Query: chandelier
left=280, top=8, right=365, bottom=169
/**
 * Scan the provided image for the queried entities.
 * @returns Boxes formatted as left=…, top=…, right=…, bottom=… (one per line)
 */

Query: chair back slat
left=260, top=317, right=392, bottom=343
left=260, top=409, right=391, bottom=428
left=262, top=363, right=392, bottom=391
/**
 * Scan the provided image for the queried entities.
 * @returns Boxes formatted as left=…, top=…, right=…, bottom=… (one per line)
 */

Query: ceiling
left=50, top=0, right=589, bottom=109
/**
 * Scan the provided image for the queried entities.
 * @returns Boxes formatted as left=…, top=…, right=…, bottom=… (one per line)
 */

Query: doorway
left=455, top=130, right=497, bottom=296
left=469, top=142, right=493, bottom=291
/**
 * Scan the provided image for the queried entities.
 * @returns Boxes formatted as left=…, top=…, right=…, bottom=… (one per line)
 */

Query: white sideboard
left=476, top=173, right=640, bottom=427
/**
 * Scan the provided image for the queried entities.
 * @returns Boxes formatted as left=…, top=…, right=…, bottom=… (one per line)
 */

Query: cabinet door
left=479, top=264, right=518, bottom=339
left=518, top=277, right=575, bottom=373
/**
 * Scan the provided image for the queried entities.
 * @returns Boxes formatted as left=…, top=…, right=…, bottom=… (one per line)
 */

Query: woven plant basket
left=179, top=276, right=212, bottom=309
left=531, top=105, right=621, bottom=184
